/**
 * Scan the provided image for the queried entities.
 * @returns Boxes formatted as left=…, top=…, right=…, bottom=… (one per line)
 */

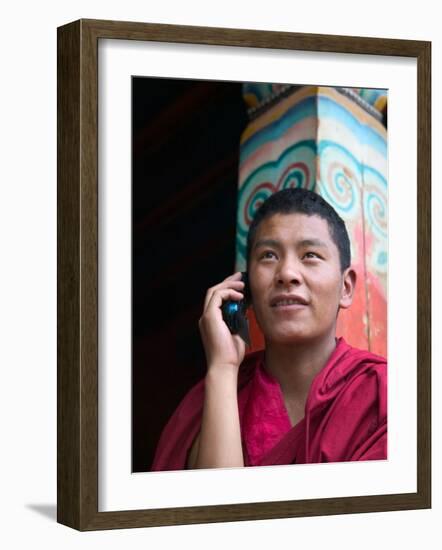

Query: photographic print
left=131, top=78, right=388, bottom=473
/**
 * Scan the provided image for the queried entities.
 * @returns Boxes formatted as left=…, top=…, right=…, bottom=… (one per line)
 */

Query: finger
left=203, top=278, right=245, bottom=310
left=232, top=333, right=247, bottom=351
left=231, top=334, right=247, bottom=358
left=223, top=271, right=243, bottom=282
left=204, top=288, right=244, bottom=315
left=209, top=275, right=244, bottom=297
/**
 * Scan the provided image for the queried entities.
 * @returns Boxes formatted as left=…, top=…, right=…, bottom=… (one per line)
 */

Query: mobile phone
left=221, top=272, right=250, bottom=346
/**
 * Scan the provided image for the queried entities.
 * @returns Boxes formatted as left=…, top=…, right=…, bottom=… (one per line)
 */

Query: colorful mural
left=235, top=85, right=387, bottom=357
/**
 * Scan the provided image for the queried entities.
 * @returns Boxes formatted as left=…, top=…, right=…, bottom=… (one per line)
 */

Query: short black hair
left=246, top=188, right=351, bottom=272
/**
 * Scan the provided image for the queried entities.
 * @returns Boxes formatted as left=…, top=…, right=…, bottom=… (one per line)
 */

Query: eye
left=259, top=250, right=277, bottom=260
left=303, top=251, right=321, bottom=260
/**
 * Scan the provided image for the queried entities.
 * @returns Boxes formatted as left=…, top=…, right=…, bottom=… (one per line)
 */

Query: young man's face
left=248, top=212, right=355, bottom=345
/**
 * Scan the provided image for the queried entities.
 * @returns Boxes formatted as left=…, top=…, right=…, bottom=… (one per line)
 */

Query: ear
left=339, top=267, right=357, bottom=310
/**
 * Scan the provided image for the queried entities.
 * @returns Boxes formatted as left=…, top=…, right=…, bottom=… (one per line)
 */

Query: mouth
left=270, top=295, right=309, bottom=308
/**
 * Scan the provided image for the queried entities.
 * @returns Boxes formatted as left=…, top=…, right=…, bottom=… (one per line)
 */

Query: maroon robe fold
left=151, top=337, right=387, bottom=471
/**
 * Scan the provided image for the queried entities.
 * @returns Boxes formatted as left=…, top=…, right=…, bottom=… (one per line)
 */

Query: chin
left=265, top=326, right=313, bottom=345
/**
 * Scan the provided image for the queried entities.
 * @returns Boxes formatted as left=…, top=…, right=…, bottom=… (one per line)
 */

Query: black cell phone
left=221, top=272, right=250, bottom=346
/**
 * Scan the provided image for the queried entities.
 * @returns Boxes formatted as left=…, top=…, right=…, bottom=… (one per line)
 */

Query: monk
left=151, top=188, right=387, bottom=471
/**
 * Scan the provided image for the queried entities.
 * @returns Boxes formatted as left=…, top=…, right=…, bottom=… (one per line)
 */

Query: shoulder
left=150, top=379, right=205, bottom=471
left=333, top=338, right=387, bottom=381
left=311, top=338, right=387, bottom=417
left=338, top=340, right=387, bottom=395
left=171, top=378, right=206, bottom=422
left=334, top=340, right=387, bottom=419
left=346, top=344, right=387, bottom=390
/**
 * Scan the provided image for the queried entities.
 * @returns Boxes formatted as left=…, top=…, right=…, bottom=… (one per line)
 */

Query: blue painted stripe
left=318, top=96, right=387, bottom=157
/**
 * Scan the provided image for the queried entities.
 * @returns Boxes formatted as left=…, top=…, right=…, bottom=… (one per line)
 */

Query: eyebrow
left=253, top=237, right=329, bottom=250
left=253, top=238, right=280, bottom=250
left=297, top=238, right=329, bottom=249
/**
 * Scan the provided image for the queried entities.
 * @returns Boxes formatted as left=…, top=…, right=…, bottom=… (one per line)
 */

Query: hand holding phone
left=199, top=272, right=249, bottom=371
left=221, top=272, right=250, bottom=346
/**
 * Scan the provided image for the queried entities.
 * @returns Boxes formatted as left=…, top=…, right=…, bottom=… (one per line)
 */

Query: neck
left=263, top=332, right=338, bottom=403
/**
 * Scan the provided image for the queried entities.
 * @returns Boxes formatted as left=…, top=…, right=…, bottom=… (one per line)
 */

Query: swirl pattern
left=236, top=141, right=316, bottom=268
left=318, top=141, right=361, bottom=219
left=363, top=175, right=388, bottom=240
left=277, top=162, right=312, bottom=191
left=363, top=169, right=388, bottom=273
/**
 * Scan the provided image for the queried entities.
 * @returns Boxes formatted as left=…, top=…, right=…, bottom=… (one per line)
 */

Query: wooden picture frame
left=57, top=18, right=431, bottom=530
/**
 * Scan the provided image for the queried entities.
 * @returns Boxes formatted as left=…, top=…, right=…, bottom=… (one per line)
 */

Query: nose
left=275, top=256, right=303, bottom=287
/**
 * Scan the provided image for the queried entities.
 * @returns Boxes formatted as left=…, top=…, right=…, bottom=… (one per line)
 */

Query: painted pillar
left=235, top=85, right=387, bottom=357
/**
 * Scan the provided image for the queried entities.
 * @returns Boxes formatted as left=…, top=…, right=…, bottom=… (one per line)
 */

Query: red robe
left=151, top=337, right=387, bottom=471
